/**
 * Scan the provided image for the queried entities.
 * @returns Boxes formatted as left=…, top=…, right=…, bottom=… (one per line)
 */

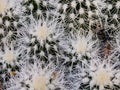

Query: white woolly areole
left=72, top=31, right=96, bottom=55
left=116, top=1, right=120, bottom=8
left=0, top=0, right=7, bottom=13
left=0, top=0, right=22, bottom=14
left=35, top=24, right=50, bottom=40
left=0, top=40, right=26, bottom=65
left=79, top=18, right=84, bottom=24
left=3, top=49, right=15, bottom=64
left=79, top=0, right=83, bottom=2
left=63, top=4, right=68, bottom=12
left=0, top=28, right=4, bottom=34
left=75, top=37, right=87, bottom=54
left=5, top=20, right=10, bottom=27
left=32, top=74, right=47, bottom=90
left=108, top=4, right=112, bottom=10
left=0, top=0, right=7, bottom=14
left=86, top=0, right=91, bottom=7
left=71, top=1, right=76, bottom=8
left=70, top=13, right=75, bottom=19
left=79, top=8, right=84, bottom=14
left=91, top=67, right=112, bottom=90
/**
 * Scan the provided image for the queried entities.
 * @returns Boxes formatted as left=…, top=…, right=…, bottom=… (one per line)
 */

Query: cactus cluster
left=0, top=0, right=120, bottom=90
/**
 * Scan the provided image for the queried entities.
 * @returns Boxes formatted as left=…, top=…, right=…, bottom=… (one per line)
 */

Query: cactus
left=0, top=0, right=120, bottom=90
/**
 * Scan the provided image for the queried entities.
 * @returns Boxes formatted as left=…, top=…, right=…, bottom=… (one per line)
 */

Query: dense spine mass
left=0, top=0, right=120, bottom=90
